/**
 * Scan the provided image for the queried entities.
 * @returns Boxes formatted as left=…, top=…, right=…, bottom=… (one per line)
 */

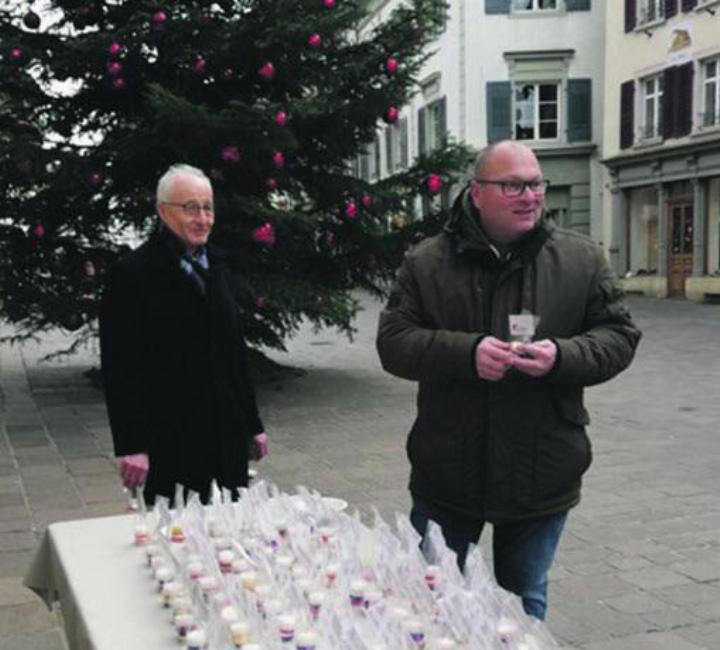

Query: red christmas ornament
left=258, top=61, right=276, bottom=80
left=108, top=42, right=123, bottom=57
left=308, top=33, right=322, bottom=49
left=33, top=224, right=45, bottom=238
left=23, top=10, right=41, bottom=30
left=274, top=111, right=288, bottom=127
left=345, top=201, right=358, bottom=218
left=222, top=67, right=234, bottom=80
left=361, top=193, right=373, bottom=208
left=152, top=11, right=167, bottom=25
left=112, top=77, right=126, bottom=90
left=272, top=151, right=285, bottom=169
left=427, top=174, right=443, bottom=195
left=221, top=146, right=240, bottom=162
left=265, top=177, right=278, bottom=191
left=9, top=48, right=23, bottom=61
left=106, top=61, right=123, bottom=76
left=323, top=0, right=336, bottom=7
left=193, top=55, right=206, bottom=74
left=385, top=57, right=399, bottom=75
left=252, top=222, right=276, bottom=247
left=255, top=295, right=269, bottom=310
left=89, top=171, right=103, bottom=185
left=385, top=106, right=399, bottom=123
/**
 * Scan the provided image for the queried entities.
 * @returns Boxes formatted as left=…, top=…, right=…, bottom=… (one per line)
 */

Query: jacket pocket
left=513, top=392, right=592, bottom=509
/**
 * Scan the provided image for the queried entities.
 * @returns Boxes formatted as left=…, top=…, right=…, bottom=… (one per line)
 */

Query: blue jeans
left=410, top=497, right=567, bottom=620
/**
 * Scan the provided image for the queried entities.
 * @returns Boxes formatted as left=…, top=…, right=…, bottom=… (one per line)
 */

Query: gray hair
left=156, top=164, right=211, bottom=202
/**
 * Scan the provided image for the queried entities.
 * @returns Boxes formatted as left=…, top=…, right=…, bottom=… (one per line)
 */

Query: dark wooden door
left=668, top=203, right=693, bottom=297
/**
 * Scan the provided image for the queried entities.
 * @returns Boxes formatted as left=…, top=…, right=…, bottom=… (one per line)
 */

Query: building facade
left=603, top=0, right=720, bottom=300
left=361, top=0, right=605, bottom=238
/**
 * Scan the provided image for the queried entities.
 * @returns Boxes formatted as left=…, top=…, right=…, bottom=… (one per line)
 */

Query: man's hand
left=118, top=453, right=149, bottom=488
left=511, top=339, right=557, bottom=377
left=251, top=432, right=269, bottom=462
left=475, top=336, right=514, bottom=381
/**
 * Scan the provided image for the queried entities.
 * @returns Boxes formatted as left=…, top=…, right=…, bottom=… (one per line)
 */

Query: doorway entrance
left=668, top=203, right=693, bottom=297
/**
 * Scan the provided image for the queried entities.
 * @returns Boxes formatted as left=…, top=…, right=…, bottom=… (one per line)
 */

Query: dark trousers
left=410, top=496, right=567, bottom=620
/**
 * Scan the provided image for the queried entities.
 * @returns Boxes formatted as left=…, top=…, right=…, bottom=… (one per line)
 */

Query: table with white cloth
left=25, top=514, right=176, bottom=650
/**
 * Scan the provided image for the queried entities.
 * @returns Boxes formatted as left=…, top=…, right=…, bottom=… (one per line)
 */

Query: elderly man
left=100, top=164, right=268, bottom=505
left=377, top=141, right=641, bottom=619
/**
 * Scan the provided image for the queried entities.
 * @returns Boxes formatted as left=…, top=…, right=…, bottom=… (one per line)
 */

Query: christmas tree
left=0, top=0, right=472, bottom=355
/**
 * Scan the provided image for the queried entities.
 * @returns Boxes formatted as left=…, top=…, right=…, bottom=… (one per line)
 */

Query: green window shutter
left=385, top=128, right=393, bottom=173
left=486, top=81, right=512, bottom=143
left=400, top=118, right=408, bottom=169
left=485, top=0, right=511, bottom=13
left=418, top=107, right=426, bottom=155
left=437, top=96, right=447, bottom=146
left=566, top=0, right=591, bottom=9
left=567, top=78, right=592, bottom=142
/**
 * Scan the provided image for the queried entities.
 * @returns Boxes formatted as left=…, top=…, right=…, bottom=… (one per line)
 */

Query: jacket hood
left=444, top=185, right=551, bottom=261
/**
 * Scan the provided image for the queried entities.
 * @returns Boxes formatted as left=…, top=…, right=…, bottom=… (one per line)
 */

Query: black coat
left=99, top=229, right=264, bottom=503
left=377, top=190, right=641, bottom=523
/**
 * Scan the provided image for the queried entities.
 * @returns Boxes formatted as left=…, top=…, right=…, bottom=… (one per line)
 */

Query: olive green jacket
left=377, top=190, right=641, bottom=522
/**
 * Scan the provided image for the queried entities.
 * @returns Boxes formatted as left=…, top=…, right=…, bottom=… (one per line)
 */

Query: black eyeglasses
left=160, top=201, right=214, bottom=216
left=474, top=179, right=550, bottom=197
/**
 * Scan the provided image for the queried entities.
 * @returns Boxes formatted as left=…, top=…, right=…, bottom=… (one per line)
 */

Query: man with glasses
left=377, top=141, right=640, bottom=619
left=100, top=164, right=269, bottom=505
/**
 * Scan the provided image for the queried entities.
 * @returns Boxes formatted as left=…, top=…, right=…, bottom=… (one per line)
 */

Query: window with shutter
left=665, top=0, right=678, bottom=17
left=567, top=78, right=592, bottom=142
left=486, top=81, right=513, bottom=142
left=620, top=80, right=635, bottom=149
left=661, top=67, right=674, bottom=139
left=566, top=0, right=591, bottom=10
left=486, top=0, right=511, bottom=13
left=419, top=98, right=447, bottom=154
left=675, top=62, right=693, bottom=137
left=625, top=0, right=637, bottom=31
left=701, top=57, right=720, bottom=129
left=511, top=0, right=558, bottom=11
left=681, top=0, right=697, bottom=10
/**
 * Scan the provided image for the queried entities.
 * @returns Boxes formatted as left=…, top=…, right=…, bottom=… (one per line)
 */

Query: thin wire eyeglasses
left=474, top=179, right=550, bottom=197
left=160, top=201, right=215, bottom=216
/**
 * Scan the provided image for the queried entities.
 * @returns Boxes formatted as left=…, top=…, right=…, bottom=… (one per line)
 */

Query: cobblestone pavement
left=0, top=294, right=719, bottom=649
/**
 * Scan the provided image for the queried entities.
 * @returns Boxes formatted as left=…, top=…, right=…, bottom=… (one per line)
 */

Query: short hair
left=473, top=140, right=535, bottom=178
left=156, top=164, right=211, bottom=202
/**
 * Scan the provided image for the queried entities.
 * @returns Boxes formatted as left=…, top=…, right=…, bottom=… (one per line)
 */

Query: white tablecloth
left=25, top=514, right=176, bottom=650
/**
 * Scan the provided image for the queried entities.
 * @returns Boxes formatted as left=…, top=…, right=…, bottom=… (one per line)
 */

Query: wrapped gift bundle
left=132, top=482, right=559, bottom=650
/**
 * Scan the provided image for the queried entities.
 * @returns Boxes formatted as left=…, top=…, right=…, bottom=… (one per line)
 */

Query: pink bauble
left=33, top=224, right=45, bottom=238
left=361, top=193, right=372, bottom=208
left=89, top=171, right=103, bottom=184
left=10, top=48, right=23, bottom=60
left=221, top=146, right=240, bottom=162
left=106, top=61, right=123, bottom=76
left=345, top=201, right=358, bottom=218
left=308, top=33, right=322, bottom=49
left=265, top=177, right=278, bottom=191
left=385, top=106, right=399, bottom=123
left=272, top=151, right=285, bottom=168
left=222, top=67, right=233, bottom=80
left=427, top=174, right=443, bottom=195
left=274, top=110, right=288, bottom=127
left=385, top=57, right=399, bottom=74
left=255, top=295, right=269, bottom=309
left=152, top=10, right=167, bottom=24
left=112, top=77, right=126, bottom=89
left=108, top=42, right=123, bottom=57
left=258, top=61, right=275, bottom=80
left=323, top=0, right=336, bottom=7
left=193, top=55, right=206, bottom=73
left=252, top=222, right=276, bottom=247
